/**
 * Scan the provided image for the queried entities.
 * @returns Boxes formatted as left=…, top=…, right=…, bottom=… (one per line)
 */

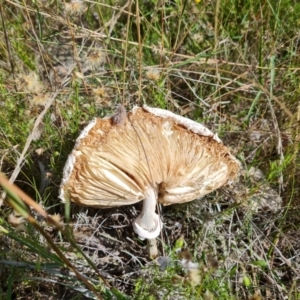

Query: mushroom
left=59, top=105, right=240, bottom=258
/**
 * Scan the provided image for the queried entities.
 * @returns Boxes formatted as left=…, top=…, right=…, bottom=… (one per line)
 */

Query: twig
left=0, top=3, right=15, bottom=76
left=135, top=0, right=142, bottom=105
left=122, top=0, right=133, bottom=105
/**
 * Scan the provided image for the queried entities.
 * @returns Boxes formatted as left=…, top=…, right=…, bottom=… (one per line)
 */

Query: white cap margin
left=59, top=118, right=97, bottom=201
left=142, top=105, right=222, bottom=143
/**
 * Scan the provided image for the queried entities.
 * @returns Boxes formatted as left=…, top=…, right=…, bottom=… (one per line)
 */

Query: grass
left=0, top=0, right=300, bottom=299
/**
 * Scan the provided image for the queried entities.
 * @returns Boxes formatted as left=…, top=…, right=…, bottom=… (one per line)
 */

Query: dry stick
left=159, top=0, right=165, bottom=68
left=122, top=0, right=133, bottom=105
left=135, top=0, right=142, bottom=105
left=0, top=4, right=15, bottom=77
left=213, top=0, right=221, bottom=101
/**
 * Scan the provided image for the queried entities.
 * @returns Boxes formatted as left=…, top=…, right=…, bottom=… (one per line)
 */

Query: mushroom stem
left=133, top=186, right=162, bottom=258
left=138, top=187, right=158, bottom=231
left=147, top=238, right=158, bottom=260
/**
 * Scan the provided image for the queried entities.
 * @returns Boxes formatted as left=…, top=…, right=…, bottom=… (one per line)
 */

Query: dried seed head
left=65, top=0, right=85, bottom=16
left=86, top=49, right=106, bottom=68
left=192, top=33, right=204, bottom=43
left=203, top=290, right=214, bottom=300
left=93, top=87, right=108, bottom=98
left=187, top=268, right=202, bottom=287
left=50, top=213, right=64, bottom=228
left=74, top=71, right=84, bottom=79
left=31, top=93, right=49, bottom=106
left=35, top=148, right=45, bottom=156
left=151, top=42, right=165, bottom=56
left=16, top=72, right=43, bottom=93
left=92, top=87, right=112, bottom=108
left=70, top=72, right=83, bottom=86
left=146, top=68, right=160, bottom=81
left=8, top=211, right=25, bottom=227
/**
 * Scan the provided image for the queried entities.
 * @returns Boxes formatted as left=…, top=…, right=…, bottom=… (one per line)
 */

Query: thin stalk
left=138, top=187, right=157, bottom=231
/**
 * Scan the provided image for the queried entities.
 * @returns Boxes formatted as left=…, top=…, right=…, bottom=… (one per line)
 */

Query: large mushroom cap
left=59, top=106, right=240, bottom=207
